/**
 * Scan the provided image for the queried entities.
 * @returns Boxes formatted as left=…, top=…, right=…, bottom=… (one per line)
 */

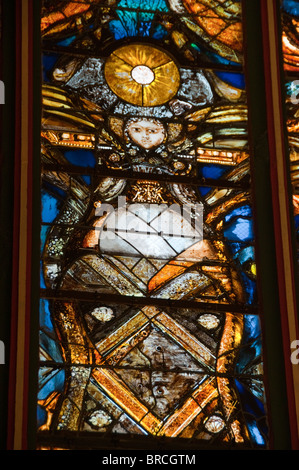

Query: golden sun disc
left=104, top=44, right=180, bottom=107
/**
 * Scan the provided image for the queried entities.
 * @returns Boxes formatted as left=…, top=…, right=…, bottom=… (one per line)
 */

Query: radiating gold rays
left=104, top=44, right=180, bottom=106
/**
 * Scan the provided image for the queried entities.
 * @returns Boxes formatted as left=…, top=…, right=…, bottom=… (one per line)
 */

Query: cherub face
left=126, top=119, right=166, bottom=150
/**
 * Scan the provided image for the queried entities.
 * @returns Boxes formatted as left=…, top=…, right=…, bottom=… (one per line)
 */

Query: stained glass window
left=281, top=0, right=299, bottom=269
left=38, top=0, right=268, bottom=449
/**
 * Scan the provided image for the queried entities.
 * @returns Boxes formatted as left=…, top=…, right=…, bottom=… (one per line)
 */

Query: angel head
left=125, top=118, right=167, bottom=150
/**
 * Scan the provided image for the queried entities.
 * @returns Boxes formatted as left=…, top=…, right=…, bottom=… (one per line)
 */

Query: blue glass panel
left=40, top=226, right=50, bottom=289
left=245, top=417, right=267, bottom=446
left=152, top=24, right=167, bottom=39
left=40, top=261, right=46, bottom=289
left=237, top=315, right=262, bottom=372
left=224, top=205, right=252, bottom=222
left=57, top=35, right=76, bottom=47
left=282, top=0, right=299, bottom=16
left=234, top=245, right=254, bottom=264
left=40, top=331, right=63, bottom=363
left=223, top=206, right=253, bottom=242
left=235, top=380, right=265, bottom=415
left=223, top=209, right=256, bottom=303
left=40, top=299, right=54, bottom=334
left=37, top=406, right=47, bottom=428
left=44, top=181, right=66, bottom=199
left=223, top=217, right=253, bottom=242
left=235, top=379, right=267, bottom=446
left=42, top=53, right=59, bottom=82
left=81, top=175, right=91, bottom=185
left=199, top=164, right=232, bottom=180
left=190, top=43, right=240, bottom=67
left=240, top=272, right=256, bottom=305
left=41, top=190, right=61, bottom=223
left=109, top=11, right=138, bottom=39
left=64, top=149, right=96, bottom=168
left=109, top=13, right=167, bottom=39
left=109, top=0, right=168, bottom=39
left=215, top=71, right=245, bottom=89
left=243, top=314, right=261, bottom=342
left=198, top=186, right=212, bottom=196
left=226, top=241, right=244, bottom=255
left=116, top=0, right=168, bottom=11
left=38, top=369, right=65, bottom=400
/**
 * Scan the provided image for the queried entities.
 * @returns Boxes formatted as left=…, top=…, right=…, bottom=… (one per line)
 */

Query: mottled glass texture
left=38, top=0, right=268, bottom=449
left=281, top=0, right=299, bottom=269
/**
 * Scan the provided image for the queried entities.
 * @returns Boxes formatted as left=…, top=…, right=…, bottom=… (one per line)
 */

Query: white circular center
left=131, top=65, right=155, bottom=85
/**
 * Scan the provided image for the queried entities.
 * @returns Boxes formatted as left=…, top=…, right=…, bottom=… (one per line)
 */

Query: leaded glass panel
left=38, top=0, right=268, bottom=449
left=281, top=0, right=299, bottom=269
